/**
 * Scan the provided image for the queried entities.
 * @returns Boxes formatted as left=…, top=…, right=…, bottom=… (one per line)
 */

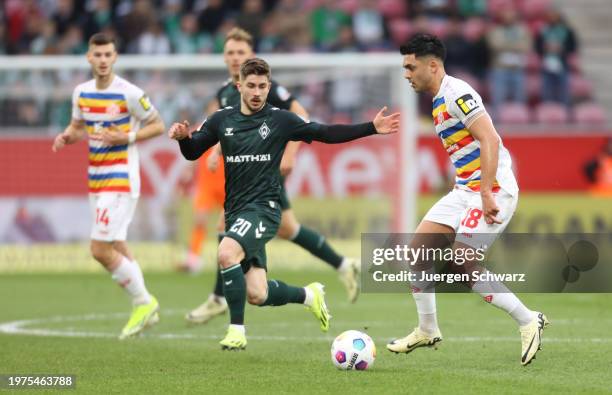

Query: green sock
left=220, top=264, right=246, bottom=324
left=259, top=280, right=306, bottom=306
left=213, top=233, right=225, bottom=297
left=292, top=226, right=343, bottom=269
left=213, top=268, right=224, bottom=297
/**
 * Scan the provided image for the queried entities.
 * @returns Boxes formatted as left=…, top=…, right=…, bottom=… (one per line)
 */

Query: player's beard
left=245, top=98, right=264, bottom=113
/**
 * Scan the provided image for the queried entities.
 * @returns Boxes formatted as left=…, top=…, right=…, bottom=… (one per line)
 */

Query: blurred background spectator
left=0, top=0, right=606, bottom=129
left=487, top=8, right=531, bottom=115
left=535, top=7, right=578, bottom=108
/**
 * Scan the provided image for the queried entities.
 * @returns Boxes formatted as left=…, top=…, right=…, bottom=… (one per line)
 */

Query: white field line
left=0, top=311, right=611, bottom=343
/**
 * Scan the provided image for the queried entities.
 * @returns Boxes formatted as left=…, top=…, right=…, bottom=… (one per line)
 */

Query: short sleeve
left=446, top=84, right=486, bottom=127
left=126, top=83, right=157, bottom=122
left=267, top=80, right=294, bottom=110
left=71, top=87, right=83, bottom=120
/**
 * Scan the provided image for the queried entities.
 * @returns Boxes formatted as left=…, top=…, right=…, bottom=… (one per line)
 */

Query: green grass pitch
left=1, top=266, right=612, bottom=394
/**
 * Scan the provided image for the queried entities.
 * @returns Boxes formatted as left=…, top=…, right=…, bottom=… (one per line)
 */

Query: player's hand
left=481, top=192, right=502, bottom=225
left=373, top=106, right=401, bottom=135
left=168, top=120, right=192, bottom=140
left=207, top=148, right=220, bottom=172
left=52, top=133, right=69, bottom=152
left=101, top=124, right=128, bottom=146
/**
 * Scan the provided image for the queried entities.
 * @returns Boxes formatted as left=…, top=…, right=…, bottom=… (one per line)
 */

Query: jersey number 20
left=230, top=218, right=252, bottom=237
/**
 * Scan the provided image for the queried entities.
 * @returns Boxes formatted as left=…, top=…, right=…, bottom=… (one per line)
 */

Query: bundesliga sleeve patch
left=276, top=86, right=291, bottom=102
left=139, top=94, right=152, bottom=111
left=455, top=94, right=480, bottom=116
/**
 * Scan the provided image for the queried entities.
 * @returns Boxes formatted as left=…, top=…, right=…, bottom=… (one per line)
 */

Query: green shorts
left=224, top=204, right=281, bottom=272
left=279, top=176, right=290, bottom=211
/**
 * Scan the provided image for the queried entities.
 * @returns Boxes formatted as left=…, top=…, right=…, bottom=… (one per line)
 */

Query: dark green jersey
left=178, top=104, right=377, bottom=218
left=216, top=78, right=294, bottom=110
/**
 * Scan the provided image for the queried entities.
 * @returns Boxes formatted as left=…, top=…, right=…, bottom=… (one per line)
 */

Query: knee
left=277, top=221, right=298, bottom=240
left=247, top=287, right=268, bottom=305
left=90, top=242, right=112, bottom=266
left=217, top=248, right=238, bottom=269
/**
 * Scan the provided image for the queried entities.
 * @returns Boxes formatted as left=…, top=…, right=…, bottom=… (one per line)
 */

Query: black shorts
left=224, top=203, right=281, bottom=272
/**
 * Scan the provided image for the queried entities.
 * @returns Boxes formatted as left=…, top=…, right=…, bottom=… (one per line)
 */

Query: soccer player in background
left=387, top=34, right=548, bottom=365
left=184, top=28, right=361, bottom=326
left=169, top=58, right=399, bottom=350
left=52, top=33, right=165, bottom=339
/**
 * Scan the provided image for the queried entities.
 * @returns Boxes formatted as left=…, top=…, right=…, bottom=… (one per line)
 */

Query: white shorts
left=89, top=193, right=138, bottom=242
left=422, top=188, right=518, bottom=249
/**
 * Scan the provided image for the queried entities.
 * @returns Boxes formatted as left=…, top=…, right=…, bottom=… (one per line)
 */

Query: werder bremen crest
left=259, top=121, right=270, bottom=139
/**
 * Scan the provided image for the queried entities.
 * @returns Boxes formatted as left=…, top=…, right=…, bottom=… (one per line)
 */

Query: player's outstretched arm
left=52, top=119, right=86, bottom=152
left=169, top=119, right=219, bottom=161
left=292, top=106, right=400, bottom=144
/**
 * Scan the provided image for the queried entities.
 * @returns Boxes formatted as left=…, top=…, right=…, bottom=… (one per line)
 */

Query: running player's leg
left=277, top=184, right=360, bottom=302
left=387, top=190, right=463, bottom=353
left=245, top=262, right=330, bottom=332
left=217, top=236, right=248, bottom=350
left=451, top=190, right=548, bottom=365
left=89, top=193, right=158, bottom=339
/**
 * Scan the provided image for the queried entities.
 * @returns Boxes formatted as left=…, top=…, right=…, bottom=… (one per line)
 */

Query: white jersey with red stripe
left=432, top=75, right=518, bottom=196
left=71, top=75, right=156, bottom=198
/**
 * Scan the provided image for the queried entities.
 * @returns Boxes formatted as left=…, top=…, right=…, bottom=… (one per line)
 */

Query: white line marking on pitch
left=1, top=311, right=611, bottom=343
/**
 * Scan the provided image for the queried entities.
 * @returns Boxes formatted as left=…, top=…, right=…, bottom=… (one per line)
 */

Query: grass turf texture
left=1, top=270, right=611, bottom=394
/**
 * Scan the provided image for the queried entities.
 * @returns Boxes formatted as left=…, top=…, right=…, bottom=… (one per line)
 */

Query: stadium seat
left=570, top=74, right=594, bottom=101
left=389, top=19, right=413, bottom=46
left=520, top=0, right=552, bottom=19
left=337, top=0, right=359, bottom=14
left=498, top=103, right=531, bottom=124
left=487, top=0, right=515, bottom=18
left=534, top=102, right=569, bottom=124
left=378, top=0, right=408, bottom=18
left=574, top=102, right=607, bottom=125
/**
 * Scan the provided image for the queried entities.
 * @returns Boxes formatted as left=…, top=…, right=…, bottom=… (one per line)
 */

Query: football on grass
left=331, top=330, right=376, bottom=370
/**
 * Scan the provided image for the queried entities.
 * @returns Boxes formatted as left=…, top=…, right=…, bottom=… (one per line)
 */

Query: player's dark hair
left=240, top=58, right=271, bottom=81
left=88, top=32, right=116, bottom=48
left=400, top=34, right=446, bottom=61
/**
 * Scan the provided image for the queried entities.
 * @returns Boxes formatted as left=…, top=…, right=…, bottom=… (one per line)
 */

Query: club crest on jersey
left=259, top=121, right=270, bottom=140
left=225, top=128, right=234, bottom=136
left=455, top=94, right=479, bottom=116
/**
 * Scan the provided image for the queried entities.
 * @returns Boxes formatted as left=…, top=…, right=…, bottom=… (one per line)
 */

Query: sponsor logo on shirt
left=455, top=94, right=479, bottom=116
left=225, top=154, right=271, bottom=163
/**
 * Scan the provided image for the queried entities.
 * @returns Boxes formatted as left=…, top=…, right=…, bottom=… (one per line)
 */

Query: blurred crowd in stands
left=1, top=0, right=607, bottom=127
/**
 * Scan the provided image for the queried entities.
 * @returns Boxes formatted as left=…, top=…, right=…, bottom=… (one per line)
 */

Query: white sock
left=337, top=258, right=350, bottom=274
left=409, top=266, right=439, bottom=334
left=230, top=324, right=245, bottom=335
left=412, top=292, right=439, bottom=334
left=303, top=286, right=314, bottom=307
left=209, top=293, right=227, bottom=306
left=111, top=256, right=151, bottom=305
left=472, top=278, right=535, bottom=326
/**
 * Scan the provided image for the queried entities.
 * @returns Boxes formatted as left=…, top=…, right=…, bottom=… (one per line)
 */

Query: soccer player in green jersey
left=184, top=28, right=362, bottom=327
left=169, top=58, right=399, bottom=349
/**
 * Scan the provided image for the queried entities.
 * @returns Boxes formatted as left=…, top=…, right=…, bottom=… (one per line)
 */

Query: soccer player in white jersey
left=52, top=33, right=165, bottom=339
left=387, top=34, right=548, bottom=365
